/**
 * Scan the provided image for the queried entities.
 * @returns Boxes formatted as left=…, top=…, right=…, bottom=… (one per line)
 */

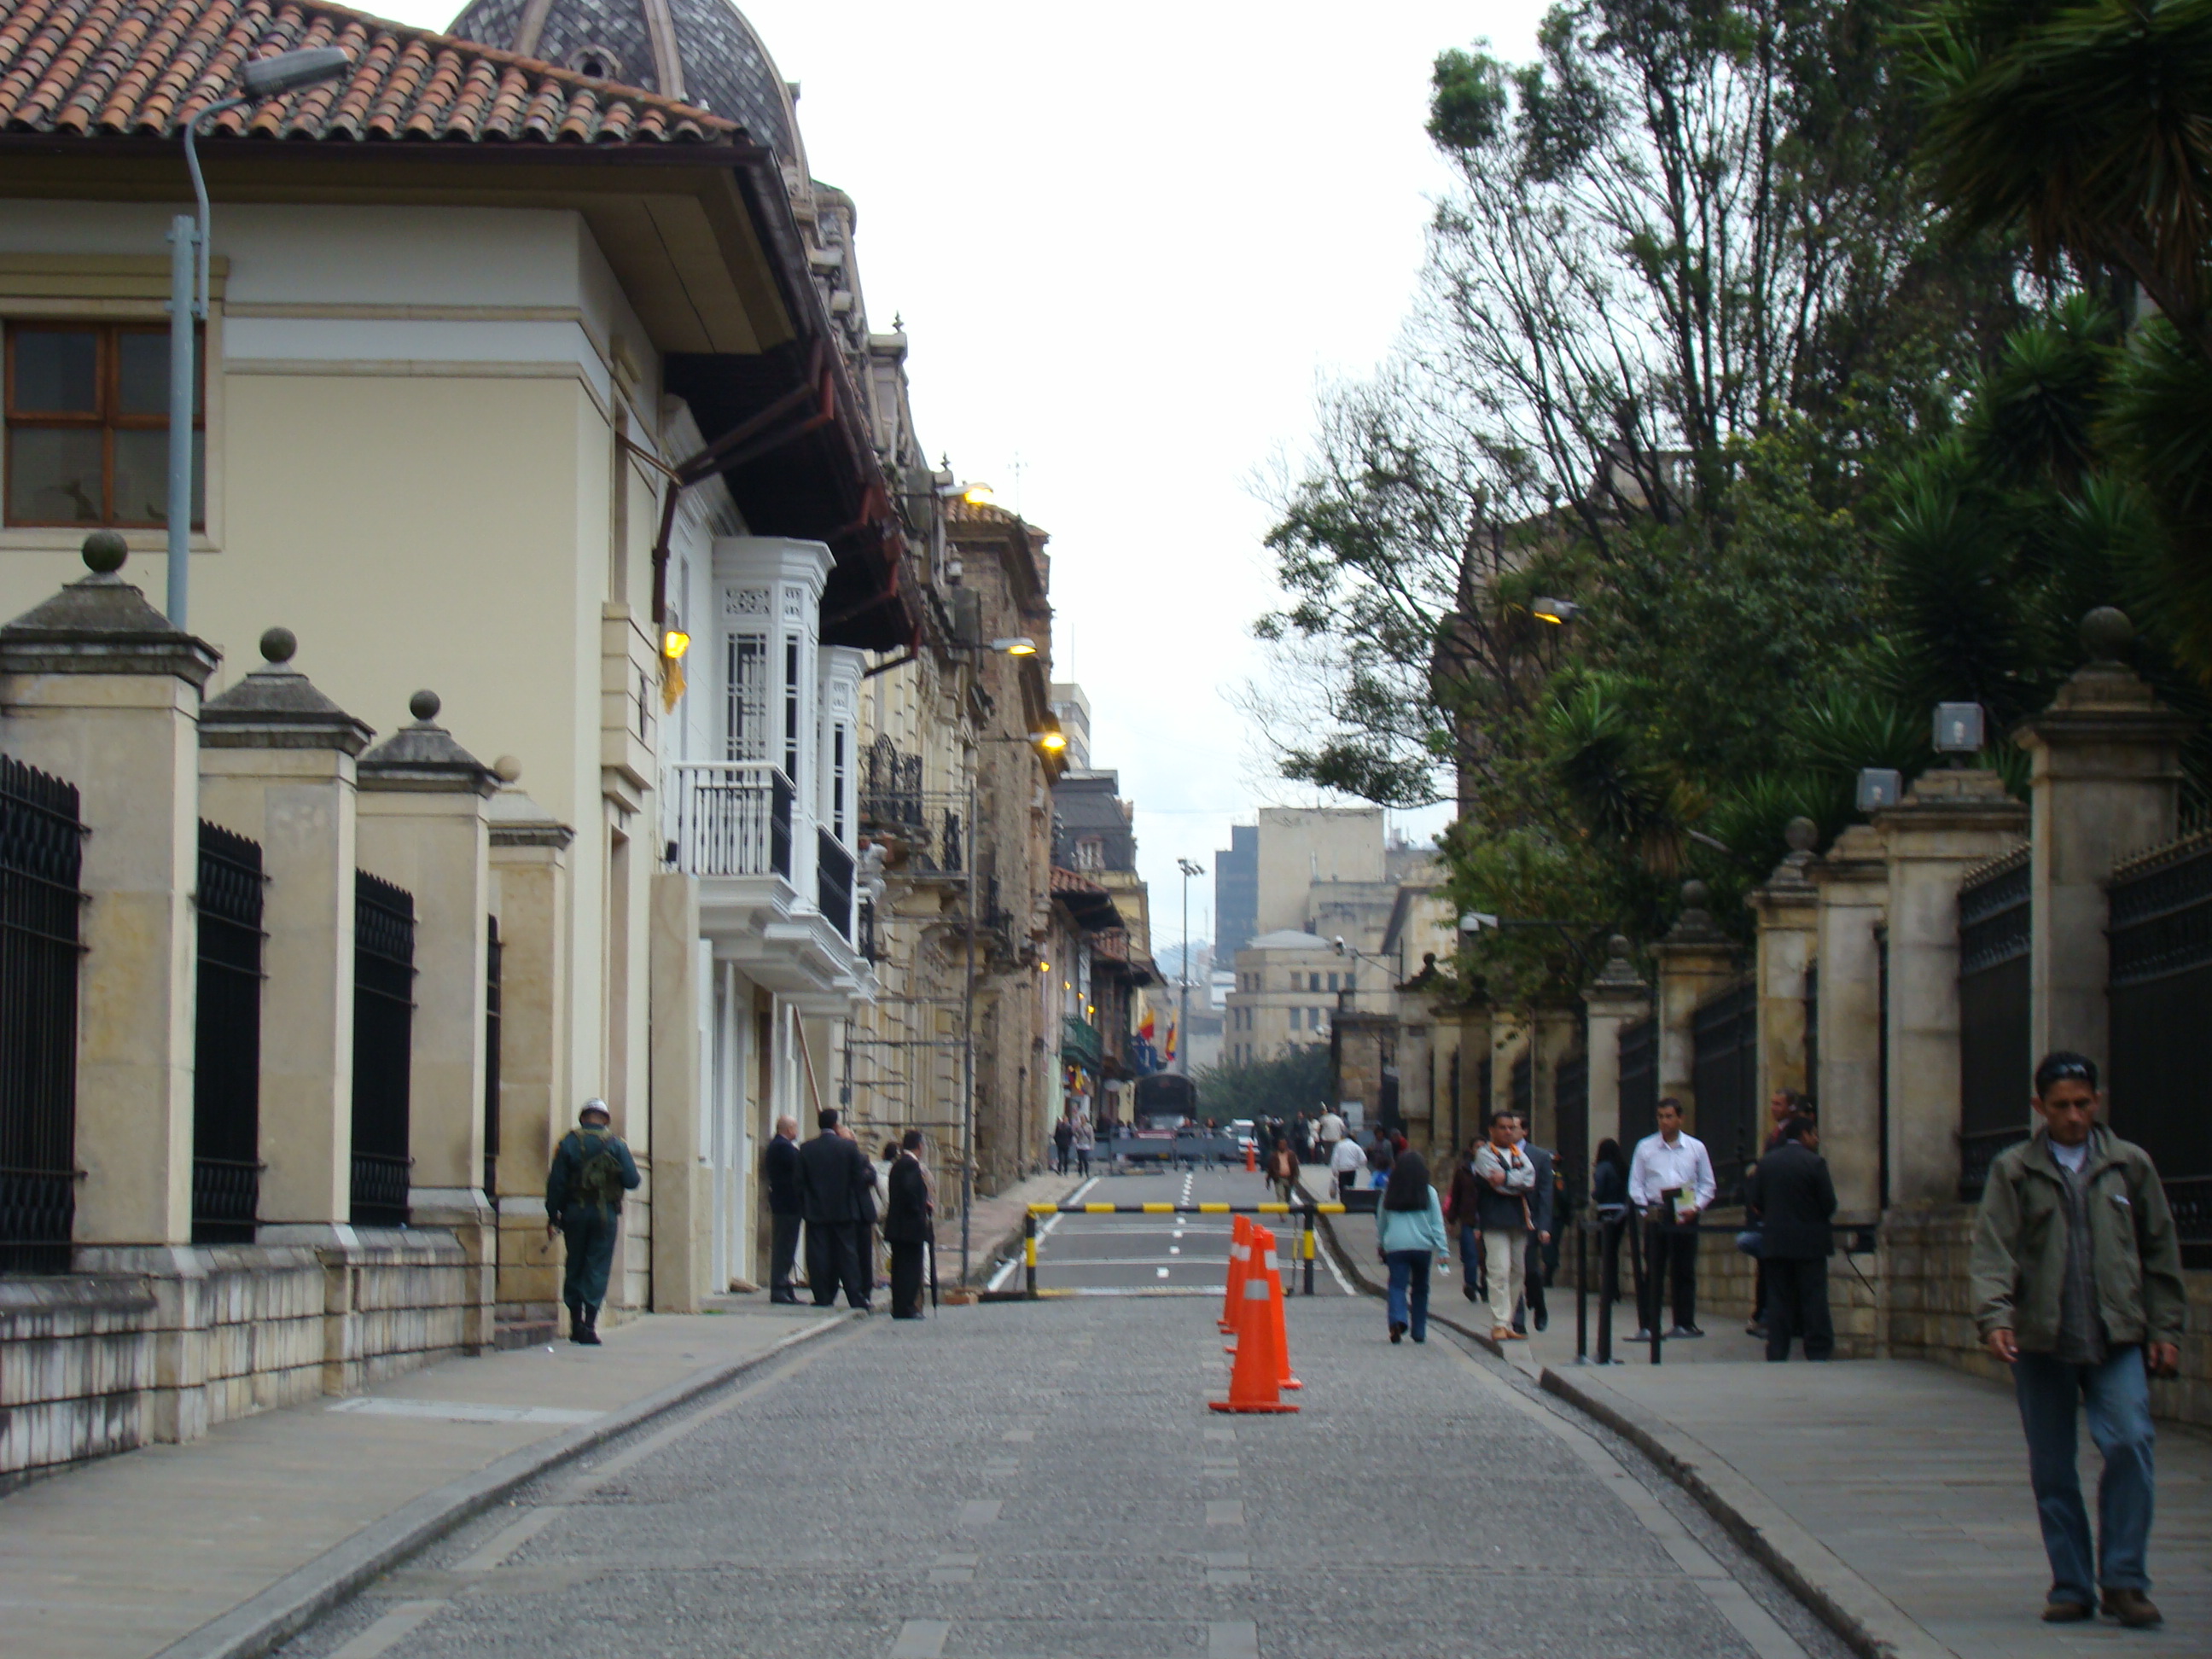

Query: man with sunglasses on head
left=1971, top=1051, right=2186, bottom=1630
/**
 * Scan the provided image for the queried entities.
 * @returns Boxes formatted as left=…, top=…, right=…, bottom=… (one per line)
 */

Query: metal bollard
left=1024, top=1210, right=1038, bottom=1300
left=1574, top=1218, right=1589, bottom=1364
left=1302, top=1213, right=1316, bottom=1296
left=1596, top=1214, right=1617, bottom=1364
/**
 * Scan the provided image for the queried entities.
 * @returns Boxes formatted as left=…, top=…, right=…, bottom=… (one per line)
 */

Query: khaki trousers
left=1482, top=1227, right=1527, bottom=1329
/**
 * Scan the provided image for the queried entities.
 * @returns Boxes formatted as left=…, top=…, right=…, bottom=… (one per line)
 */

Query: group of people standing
left=760, top=1109, right=936, bottom=1319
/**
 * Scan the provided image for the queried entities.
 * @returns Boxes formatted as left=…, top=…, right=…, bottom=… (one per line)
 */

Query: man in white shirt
left=1627, top=1097, right=1717, bottom=1339
left=1318, top=1108, right=1346, bottom=1155
left=1327, top=1132, right=1365, bottom=1200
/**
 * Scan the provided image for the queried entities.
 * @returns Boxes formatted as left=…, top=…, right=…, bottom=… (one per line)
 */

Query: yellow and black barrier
left=1017, top=1203, right=1339, bottom=1299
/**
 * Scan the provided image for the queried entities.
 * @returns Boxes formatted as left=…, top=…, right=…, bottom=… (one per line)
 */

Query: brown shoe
left=2101, top=1588, right=2163, bottom=1628
left=2040, top=1600, right=2093, bottom=1623
left=1491, top=1324, right=1514, bottom=1342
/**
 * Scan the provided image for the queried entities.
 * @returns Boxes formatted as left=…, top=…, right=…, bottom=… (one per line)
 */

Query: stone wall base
left=0, top=1230, right=490, bottom=1486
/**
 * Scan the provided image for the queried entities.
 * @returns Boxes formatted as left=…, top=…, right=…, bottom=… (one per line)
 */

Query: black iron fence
left=192, top=821, right=265, bottom=1244
left=483, top=914, right=501, bottom=1200
left=1691, top=980, right=1757, bottom=1202
left=0, top=755, right=85, bottom=1273
left=351, top=870, right=416, bottom=1227
left=1618, top=1015, right=1656, bottom=1150
left=1958, top=845, right=2032, bottom=1199
left=2107, top=829, right=2212, bottom=1260
left=1555, top=1045, right=1589, bottom=1211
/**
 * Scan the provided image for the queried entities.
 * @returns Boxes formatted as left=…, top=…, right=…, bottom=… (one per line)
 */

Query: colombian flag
left=1138, top=1009, right=1156, bottom=1044
left=1164, top=1020, right=1178, bottom=1062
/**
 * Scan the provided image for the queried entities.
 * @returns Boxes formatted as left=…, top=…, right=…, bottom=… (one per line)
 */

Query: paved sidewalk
left=0, top=1304, right=843, bottom=1659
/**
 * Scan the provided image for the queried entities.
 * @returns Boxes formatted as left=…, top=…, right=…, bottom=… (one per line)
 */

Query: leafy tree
left=1195, top=1045, right=1334, bottom=1124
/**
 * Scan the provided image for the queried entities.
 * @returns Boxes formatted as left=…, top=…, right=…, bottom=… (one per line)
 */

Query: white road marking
left=1156, top=1267, right=1170, bottom=1278
left=1209, top=1620, right=1260, bottom=1657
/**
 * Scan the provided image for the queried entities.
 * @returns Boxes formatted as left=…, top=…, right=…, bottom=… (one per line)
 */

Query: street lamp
left=1175, top=858, right=1204, bottom=1076
left=1530, top=597, right=1580, bottom=625
left=167, top=46, right=350, bottom=627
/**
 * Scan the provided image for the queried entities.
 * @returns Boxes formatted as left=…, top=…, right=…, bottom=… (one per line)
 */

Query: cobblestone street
left=274, top=1296, right=1845, bottom=1659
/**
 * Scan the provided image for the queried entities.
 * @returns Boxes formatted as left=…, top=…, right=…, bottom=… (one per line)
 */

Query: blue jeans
left=2013, top=1348, right=2157, bottom=1604
left=1385, top=1251, right=1431, bottom=1341
left=1458, top=1224, right=1483, bottom=1294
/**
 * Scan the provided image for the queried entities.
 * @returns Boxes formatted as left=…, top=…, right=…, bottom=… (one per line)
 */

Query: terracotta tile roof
left=0, top=0, right=739, bottom=145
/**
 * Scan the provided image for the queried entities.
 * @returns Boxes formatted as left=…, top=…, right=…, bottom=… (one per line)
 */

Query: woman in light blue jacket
left=1375, top=1149, right=1449, bottom=1343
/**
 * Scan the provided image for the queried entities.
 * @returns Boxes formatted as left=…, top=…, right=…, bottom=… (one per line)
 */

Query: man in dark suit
left=1743, top=1115, right=1837, bottom=1360
left=797, top=1107, right=876, bottom=1310
left=884, top=1129, right=934, bottom=1319
left=1512, top=1116, right=1557, bottom=1335
left=761, top=1115, right=803, bottom=1304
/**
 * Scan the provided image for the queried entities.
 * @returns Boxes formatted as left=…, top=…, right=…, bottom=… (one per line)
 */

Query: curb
left=150, top=1313, right=855, bottom=1659
left=1535, top=1365, right=1951, bottom=1659
left=1307, top=1193, right=1506, bottom=1359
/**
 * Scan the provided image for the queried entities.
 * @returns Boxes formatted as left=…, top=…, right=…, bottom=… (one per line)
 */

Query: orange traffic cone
left=1260, top=1230, right=1301, bottom=1391
left=1210, top=1225, right=1298, bottom=1414
left=1219, top=1215, right=1252, bottom=1334
left=1243, top=1140, right=1257, bottom=1173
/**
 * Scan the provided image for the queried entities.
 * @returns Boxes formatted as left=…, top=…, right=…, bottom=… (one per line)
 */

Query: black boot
left=567, top=1301, right=586, bottom=1342
left=578, top=1303, right=602, bottom=1346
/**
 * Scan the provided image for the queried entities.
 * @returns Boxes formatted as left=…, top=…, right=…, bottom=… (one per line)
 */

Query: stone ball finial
left=409, top=690, right=440, bottom=724
left=492, top=754, right=522, bottom=784
left=259, top=627, right=297, bottom=665
left=81, top=529, right=127, bottom=574
left=1681, top=878, right=1710, bottom=909
left=1784, top=816, right=1819, bottom=853
left=2081, top=606, right=2133, bottom=663
left=1608, top=934, right=1632, bottom=958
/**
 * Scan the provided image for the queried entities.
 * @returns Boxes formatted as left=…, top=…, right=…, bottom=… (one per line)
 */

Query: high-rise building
left=1214, top=823, right=1257, bottom=960
left=1048, top=682, right=1092, bottom=771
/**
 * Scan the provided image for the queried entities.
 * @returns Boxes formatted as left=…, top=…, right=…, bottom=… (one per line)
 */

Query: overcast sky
left=389, top=0, right=1551, bottom=943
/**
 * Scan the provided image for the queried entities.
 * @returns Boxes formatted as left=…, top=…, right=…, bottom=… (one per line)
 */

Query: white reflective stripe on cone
left=1244, top=1278, right=1270, bottom=1299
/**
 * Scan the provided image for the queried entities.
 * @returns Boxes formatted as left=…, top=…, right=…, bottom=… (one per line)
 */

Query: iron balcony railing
left=817, top=827, right=855, bottom=940
left=666, top=762, right=795, bottom=879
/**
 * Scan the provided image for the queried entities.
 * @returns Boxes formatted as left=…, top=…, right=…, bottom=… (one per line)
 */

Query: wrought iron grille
left=1691, top=980, right=1758, bottom=1201
left=1957, top=845, right=2031, bottom=1198
left=1618, top=1016, right=1656, bottom=1150
left=2107, top=830, right=2212, bottom=1225
left=0, top=755, right=84, bottom=1273
left=351, top=870, right=416, bottom=1227
left=1554, top=1045, right=1589, bottom=1210
left=192, top=821, right=265, bottom=1244
left=483, top=914, right=501, bottom=1200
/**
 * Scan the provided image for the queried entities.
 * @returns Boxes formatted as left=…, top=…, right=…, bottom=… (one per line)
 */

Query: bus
left=1131, top=1072, right=1197, bottom=1128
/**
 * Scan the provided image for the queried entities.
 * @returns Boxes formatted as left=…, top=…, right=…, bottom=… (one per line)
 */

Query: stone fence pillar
left=1808, top=825, right=1889, bottom=1214
left=357, top=692, right=498, bottom=1297
left=1650, top=881, right=1739, bottom=1135
left=0, top=533, right=215, bottom=1247
left=199, top=629, right=372, bottom=1238
left=1749, top=818, right=1819, bottom=1104
left=1452, top=996, right=1493, bottom=1144
left=1581, top=938, right=1650, bottom=1162
left=2017, top=609, right=2192, bottom=1074
left=1872, top=770, right=2029, bottom=1207
left=1528, top=1002, right=1579, bottom=1153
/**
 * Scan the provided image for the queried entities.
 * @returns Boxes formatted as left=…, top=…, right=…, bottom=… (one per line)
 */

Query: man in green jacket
left=545, top=1098, right=641, bottom=1346
left=1970, top=1051, right=2186, bottom=1629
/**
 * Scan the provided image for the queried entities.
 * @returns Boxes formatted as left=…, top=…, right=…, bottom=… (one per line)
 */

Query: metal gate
left=351, top=871, right=416, bottom=1226
left=192, top=822, right=265, bottom=1244
left=1618, top=1015, right=1656, bottom=1150
left=1691, top=981, right=1757, bottom=1201
left=2107, top=831, right=2212, bottom=1263
left=0, top=756, right=84, bottom=1273
left=1958, top=846, right=2031, bottom=1198
left=483, top=914, right=502, bottom=1200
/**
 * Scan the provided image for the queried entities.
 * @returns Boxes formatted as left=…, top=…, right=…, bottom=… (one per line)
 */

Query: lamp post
left=1175, top=858, right=1203, bottom=1075
left=166, top=47, right=350, bottom=627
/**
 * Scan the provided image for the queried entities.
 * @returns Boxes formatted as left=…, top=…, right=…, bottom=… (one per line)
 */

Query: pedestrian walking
left=1318, top=1106, right=1345, bottom=1161
left=1329, top=1132, right=1365, bottom=1201
left=1444, top=1139, right=1487, bottom=1304
left=1474, top=1113, right=1536, bottom=1342
left=1590, top=1138, right=1630, bottom=1306
left=761, top=1114, right=803, bottom=1304
left=1367, top=1131, right=1396, bottom=1187
left=1627, top=1098, right=1714, bottom=1340
left=1375, top=1148, right=1448, bottom=1343
left=544, top=1098, right=640, bottom=1345
left=1053, top=1112, right=1075, bottom=1177
left=1971, top=1051, right=2185, bottom=1629
left=1265, top=1135, right=1300, bottom=1205
left=1749, top=1090, right=1809, bottom=1337
left=1743, top=1116, right=1836, bottom=1361
left=1511, top=1118, right=1555, bottom=1335
left=797, top=1107, right=877, bottom=1310
left=884, top=1130, right=934, bottom=1320
left=1072, top=1113, right=1093, bottom=1178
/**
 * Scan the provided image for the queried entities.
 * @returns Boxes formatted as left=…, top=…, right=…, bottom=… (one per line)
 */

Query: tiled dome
left=445, top=0, right=795, bottom=155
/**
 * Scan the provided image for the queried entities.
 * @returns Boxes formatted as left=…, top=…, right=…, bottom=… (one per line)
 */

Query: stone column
left=1872, top=769, right=2029, bottom=1207
left=1650, top=881, right=1739, bottom=1133
left=1581, top=937, right=1650, bottom=1159
left=1808, top=826, right=1889, bottom=1214
left=199, top=628, right=372, bottom=1237
left=487, top=777, right=573, bottom=1326
left=357, top=692, right=498, bottom=1296
left=2017, top=608, right=2192, bottom=1073
left=0, top=533, right=215, bottom=1247
left=1747, top=818, right=1820, bottom=1103
left=649, top=870, right=707, bottom=1313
